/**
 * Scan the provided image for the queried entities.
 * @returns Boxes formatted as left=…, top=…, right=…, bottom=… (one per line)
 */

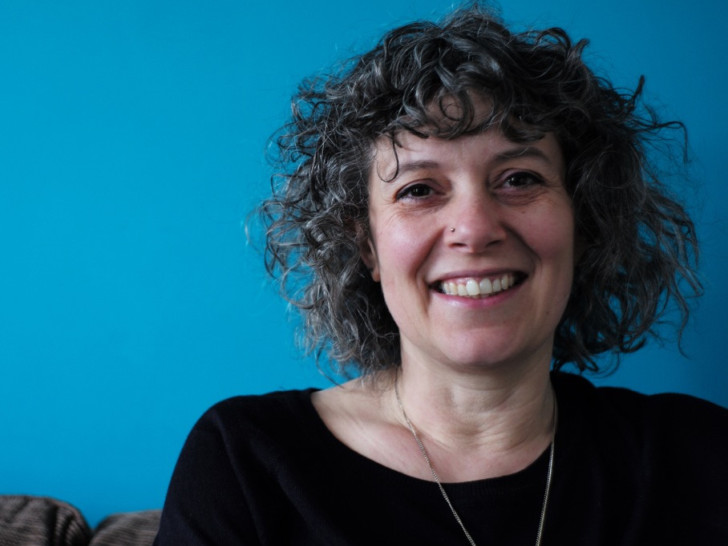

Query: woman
left=155, top=5, right=727, bottom=544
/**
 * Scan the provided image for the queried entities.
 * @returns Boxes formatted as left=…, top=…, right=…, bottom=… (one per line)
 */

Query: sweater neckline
left=289, top=374, right=587, bottom=499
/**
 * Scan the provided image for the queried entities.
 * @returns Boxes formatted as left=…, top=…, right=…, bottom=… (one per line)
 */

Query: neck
left=390, top=357, right=555, bottom=480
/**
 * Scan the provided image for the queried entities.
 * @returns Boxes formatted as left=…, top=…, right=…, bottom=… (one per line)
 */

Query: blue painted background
left=1, top=0, right=726, bottom=526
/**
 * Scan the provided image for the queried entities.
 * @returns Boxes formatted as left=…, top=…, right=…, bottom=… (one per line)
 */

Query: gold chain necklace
left=394, top=376, right=556, bottom=546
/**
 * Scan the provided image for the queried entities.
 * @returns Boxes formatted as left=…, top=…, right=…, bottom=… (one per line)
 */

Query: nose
left=446, top=192, right=507, bottom=252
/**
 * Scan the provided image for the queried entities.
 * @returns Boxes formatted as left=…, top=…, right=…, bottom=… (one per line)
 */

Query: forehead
left=369, top=129, right=564, bottom=183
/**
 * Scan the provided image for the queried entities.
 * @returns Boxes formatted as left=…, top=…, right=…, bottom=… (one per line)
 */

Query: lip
left=432, top=280, right=525, bottom=308
left=428, top=270, right=528, bottom=301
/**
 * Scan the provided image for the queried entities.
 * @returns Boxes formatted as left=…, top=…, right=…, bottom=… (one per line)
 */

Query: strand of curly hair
left=254, top=4, right=702, bottom=377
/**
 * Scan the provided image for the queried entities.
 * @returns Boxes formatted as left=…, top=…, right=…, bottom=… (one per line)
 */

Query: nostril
left=446, top=219, right=507, bottom=252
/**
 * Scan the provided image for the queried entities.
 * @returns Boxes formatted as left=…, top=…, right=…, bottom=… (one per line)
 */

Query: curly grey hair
left=255, top=4, right=702, bottom=377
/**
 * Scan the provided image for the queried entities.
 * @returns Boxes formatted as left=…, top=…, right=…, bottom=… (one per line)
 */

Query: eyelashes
left=395, top=183, right=434, bottom=201
left=394, top=171, right=546, bottom=202
left=501, top=171, right=545, bottom=189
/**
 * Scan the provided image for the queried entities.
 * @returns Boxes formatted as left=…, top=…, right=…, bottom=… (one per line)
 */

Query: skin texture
left=363, top=129, right=575, bottom=377
left=313, top=128, right=571, bottom=482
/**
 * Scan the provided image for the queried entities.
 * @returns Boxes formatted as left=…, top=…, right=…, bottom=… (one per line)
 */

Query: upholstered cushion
left=0, top=495, right=92, bottom=546
left=91, top=510, right=160, bottom=546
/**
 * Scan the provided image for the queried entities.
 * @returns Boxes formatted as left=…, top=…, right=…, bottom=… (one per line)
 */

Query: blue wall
left=1, top=0, right=726, bottom=526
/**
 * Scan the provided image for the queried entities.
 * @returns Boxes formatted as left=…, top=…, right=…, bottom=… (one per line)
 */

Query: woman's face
left=362, top=129, right=576, bottom=373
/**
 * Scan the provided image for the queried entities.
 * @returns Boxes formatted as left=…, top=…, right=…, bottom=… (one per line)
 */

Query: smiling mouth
left=436, top=273, right=524, bottom=298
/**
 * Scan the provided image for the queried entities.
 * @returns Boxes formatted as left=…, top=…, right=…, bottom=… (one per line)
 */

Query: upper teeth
left=440, top=273, right=515, bottom=297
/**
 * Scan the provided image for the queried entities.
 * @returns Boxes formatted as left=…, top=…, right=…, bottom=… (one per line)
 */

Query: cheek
left=522, top=207, right=577, bottom=290
left=375, top=232, right=421, bottom=285
left=371, top=214, right=425, bottom=272
left=540, top=225, right=575, bottom=263
left=526, top=201, right=575, bottom=257
left=543, top=222, right=577, bottom=303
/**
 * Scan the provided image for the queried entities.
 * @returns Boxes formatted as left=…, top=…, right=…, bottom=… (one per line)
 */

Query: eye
left=396, top=183, right=433, bottom=200
left=501, top=171, right=544, bottom=189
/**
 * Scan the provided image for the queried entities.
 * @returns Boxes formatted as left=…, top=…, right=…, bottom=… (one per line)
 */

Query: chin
left=444, top=348, right=518, bottom=370
left=440, top=339, right=551, bottom=373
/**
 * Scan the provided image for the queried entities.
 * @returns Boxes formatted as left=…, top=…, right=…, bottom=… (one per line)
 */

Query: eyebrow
left=389, top=160, right=440, bottom=181
left=387, top=145, right=553, bottom=182
left=493, top=145, right=552, bottom=163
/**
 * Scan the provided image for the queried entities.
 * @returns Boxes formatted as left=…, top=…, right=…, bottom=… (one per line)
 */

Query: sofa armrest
left=91, top=510, right=160, bottom=546
left=0, top=495, right=92, bottom=546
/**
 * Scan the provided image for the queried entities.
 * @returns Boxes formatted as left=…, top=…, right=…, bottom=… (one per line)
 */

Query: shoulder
left=181, top=389, right=322, bottom=467
left=200, top=389, right=318, bottom=426
left=192, top=388, right=320, bottom=438
left=551, top=373, right=728, bottom=540
left=165, top=389, right=328, bottom=505
left=553, top=371, right=728, bottom=457
left=553, top=371, right=728, bottom=424
left=157, top=390, right=322, bottom=544
left=311, top=377, right=390, bottom=435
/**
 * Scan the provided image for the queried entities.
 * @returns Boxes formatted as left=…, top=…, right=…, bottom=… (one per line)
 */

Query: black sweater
left=155, top=373, right=728, bottom=544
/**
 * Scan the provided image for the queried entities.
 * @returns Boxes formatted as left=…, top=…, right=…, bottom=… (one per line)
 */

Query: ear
left=357, top=226, right=380, bottom=282
left=360, top=238, right=380, bottom=282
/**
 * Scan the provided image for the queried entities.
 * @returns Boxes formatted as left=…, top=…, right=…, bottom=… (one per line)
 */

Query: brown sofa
left=0, top=495, right=160, bottom=546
